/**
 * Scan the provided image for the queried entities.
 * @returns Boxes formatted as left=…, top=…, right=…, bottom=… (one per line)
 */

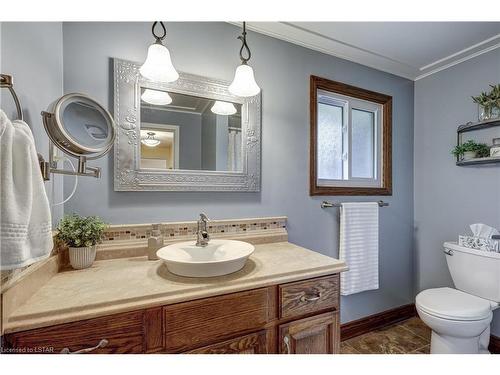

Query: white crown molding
left=414, top=37, right=500, bottom=81
left=229, top=22, right=500, bottom=81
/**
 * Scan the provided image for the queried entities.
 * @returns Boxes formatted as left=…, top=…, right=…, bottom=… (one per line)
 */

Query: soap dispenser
left=148, top=224, right=164, bottom=260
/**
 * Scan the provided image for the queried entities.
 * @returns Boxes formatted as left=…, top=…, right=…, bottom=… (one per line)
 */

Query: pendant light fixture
left=228, top=22, right=260, bottom=97
left=140, top=21, right=179, bottom=83
left=141, top=89, right=173, bottom=106
left=141, top=131, right=161, bottom=147
left=211, top=100, right=237, bottom=116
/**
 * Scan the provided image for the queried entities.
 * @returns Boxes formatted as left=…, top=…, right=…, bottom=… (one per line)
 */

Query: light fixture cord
left=238, top=22, right=251, bottom=64
left=151, top=21, right=167, bottom=43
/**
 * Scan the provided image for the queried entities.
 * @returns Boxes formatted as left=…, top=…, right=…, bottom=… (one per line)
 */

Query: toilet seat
left=416, top=287, right=492, bottom=321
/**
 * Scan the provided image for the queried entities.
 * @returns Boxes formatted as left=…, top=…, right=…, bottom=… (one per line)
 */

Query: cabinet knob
left=60, top=339, right=109, bottom=354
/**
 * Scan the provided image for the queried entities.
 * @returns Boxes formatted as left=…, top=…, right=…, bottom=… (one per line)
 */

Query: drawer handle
left=300, top=292, right=321, bottom=303
left=283, top=335, right=291, bottom=354
left=60, top=339, right=108, bottom=354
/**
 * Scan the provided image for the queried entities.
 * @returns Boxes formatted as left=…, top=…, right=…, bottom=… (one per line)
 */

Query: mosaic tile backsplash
left=102, top=217, right=287, bottom=243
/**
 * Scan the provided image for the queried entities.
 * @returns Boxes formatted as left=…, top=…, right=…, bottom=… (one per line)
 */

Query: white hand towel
left=339, top=202, right=379, bottom=296
left=0, top=110, right=53, bottom=270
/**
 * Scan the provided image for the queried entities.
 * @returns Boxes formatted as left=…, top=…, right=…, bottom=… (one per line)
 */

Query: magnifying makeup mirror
left=41, top=93, right=115, bottom=179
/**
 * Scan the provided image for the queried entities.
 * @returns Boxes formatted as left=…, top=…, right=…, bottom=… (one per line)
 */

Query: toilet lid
left=416, top=287, right=492, bottom=321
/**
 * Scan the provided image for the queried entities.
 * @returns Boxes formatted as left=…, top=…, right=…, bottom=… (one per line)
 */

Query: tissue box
left=458, top=235, right=500, bottom=252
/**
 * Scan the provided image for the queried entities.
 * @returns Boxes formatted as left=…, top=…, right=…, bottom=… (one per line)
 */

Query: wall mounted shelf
left=456, top=156, right=500, bottom=166
left=456, top=118, right=500, bottom=166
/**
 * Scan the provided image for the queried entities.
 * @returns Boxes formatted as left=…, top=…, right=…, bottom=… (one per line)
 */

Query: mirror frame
left=113, top=58, right=261, bottom=192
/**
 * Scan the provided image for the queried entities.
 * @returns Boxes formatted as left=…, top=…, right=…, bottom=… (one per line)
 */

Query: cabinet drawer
left=4, top=310, right=144, bottom=354
left=164, top=288, right=270, bottom=352
left=279, top=274, right=339, bottom=319
left=186, top=330, right=268, bottom=354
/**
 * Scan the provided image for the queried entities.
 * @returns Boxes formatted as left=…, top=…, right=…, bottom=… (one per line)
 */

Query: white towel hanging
left=339, top=202, right=379, bottom=295
left=0, top=110, right=53, bottom=270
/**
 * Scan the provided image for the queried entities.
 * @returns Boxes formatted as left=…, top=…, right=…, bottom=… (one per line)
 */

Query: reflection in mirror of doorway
left=140, top=124, right=180, bottom=170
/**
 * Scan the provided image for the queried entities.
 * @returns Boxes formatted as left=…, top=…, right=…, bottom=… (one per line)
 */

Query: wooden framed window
left=310, top=76, right=392, bottom=196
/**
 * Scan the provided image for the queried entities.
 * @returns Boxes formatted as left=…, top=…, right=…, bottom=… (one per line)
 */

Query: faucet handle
left=199, top=213, right=210, bottom=221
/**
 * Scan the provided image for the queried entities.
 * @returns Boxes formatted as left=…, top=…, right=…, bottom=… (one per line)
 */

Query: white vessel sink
left=156, top=239, right=255, bottom=277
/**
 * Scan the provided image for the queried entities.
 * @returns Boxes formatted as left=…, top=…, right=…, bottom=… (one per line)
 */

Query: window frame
left=310, top=76, right=392, bottom=196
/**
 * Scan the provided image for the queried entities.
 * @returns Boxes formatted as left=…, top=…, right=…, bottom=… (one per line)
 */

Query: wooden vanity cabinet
left=3, top=274, right=340, bottom=354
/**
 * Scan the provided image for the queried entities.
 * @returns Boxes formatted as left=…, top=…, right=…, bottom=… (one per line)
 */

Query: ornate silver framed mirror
left=113, top=58, right=261, bottom=192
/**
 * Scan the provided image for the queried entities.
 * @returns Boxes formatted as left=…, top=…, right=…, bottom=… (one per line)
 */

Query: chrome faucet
left=196, top=213, right=210, bottom=247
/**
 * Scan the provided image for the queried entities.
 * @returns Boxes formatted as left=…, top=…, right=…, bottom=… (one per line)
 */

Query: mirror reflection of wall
left=140, top=88, right=243, bottom=172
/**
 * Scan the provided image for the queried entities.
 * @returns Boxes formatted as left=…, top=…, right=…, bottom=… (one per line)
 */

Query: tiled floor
left=341, top=317, right=432, bottom=354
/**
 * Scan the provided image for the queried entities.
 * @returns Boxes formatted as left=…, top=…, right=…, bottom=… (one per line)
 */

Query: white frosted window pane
left=351, top=109, right=374, bottom=178
left=317, top=103, right=343, bottom=180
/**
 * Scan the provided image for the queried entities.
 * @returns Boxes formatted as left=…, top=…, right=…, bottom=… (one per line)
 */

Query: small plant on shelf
left=452, top=140, right=490, bottom=160
left=472, top=83, right=500, bottom=121
left=56, top=214, right=107, bottom=269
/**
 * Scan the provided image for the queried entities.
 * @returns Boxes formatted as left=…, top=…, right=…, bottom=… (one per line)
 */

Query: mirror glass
left=60, top=96, right=113, bottom=152
left=140, top=88, right=243, bottom=172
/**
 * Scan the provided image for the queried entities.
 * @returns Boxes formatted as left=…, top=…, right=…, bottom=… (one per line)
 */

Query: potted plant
left=489, top=84, right=500, bottom=118
left=452, top=140, right=489, bottom=161
left=472, top=84, right=500, bottom=121
left=56, top=214, right=107, bottom=269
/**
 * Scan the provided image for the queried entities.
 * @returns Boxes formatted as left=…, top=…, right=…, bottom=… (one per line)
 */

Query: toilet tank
left=444, top=242, right=500, bottom=303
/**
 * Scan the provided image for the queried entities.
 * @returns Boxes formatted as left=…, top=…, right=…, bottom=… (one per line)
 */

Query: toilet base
left=430, top=326, right=490, bottom=354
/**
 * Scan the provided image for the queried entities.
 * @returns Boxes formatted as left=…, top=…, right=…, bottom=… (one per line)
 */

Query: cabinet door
left=279, top=312, right=339, bottom=354
left=187, top=331, right=267, bottom=354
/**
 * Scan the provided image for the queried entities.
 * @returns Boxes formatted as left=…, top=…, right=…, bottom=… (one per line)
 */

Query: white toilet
left=416, top=242, right=500, bottom=354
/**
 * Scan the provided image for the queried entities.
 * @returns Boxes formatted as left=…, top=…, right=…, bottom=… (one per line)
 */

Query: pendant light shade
left=228, top=64, right=260, bottom=97
left=141, top=132, right=160, bottom=147
left=211, top=100, right=237, bottom=116
left=140, top=22, right=179, bottom=83
left=229, top=22, right=260, bottom=98
left=141, top=89, right=172, bottom=106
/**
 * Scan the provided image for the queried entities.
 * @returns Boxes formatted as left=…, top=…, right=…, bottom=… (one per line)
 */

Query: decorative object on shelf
left=472, top=84, right=500, bottom=121
left=211, top=100, right=237, bottom=115
left=455, top=118, right=500, bottom=166
left=490, top=138, right=500, bottom=157
left=56, top=214, right=107, bottom=269
left=141, top=131, right=161, bottom=147
left=228, top=22, right=260, bottom=97
left=141, top=88, right=172, bottom=105
left=451, top=139, right=489, bottom=161
left=140, top=21, right=179, bottom=83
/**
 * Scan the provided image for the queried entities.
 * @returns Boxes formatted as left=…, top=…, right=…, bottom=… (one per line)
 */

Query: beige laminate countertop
left=4, top=242, right=347, bottom=334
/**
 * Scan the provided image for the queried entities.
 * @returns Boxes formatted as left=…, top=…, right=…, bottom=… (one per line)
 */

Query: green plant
left=472, top=83, right=500, bottom=109
left=475, top=143, right=490, bottom=158
left=56, top=214, right=107, bottom=248
left=451, top=140, right=489, bottom=158
left=489, top=84, right=500, bottom=107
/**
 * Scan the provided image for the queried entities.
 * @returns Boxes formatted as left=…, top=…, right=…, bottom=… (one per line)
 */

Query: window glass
left=317, top=103, right=343, bottom=180
left=351, top=109, right=375, bottom=179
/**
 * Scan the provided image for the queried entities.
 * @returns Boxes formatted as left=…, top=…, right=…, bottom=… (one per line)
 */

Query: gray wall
left=61, top=22, right=415, bottom=323
left=0, top=22, right=64, bottom=226
left=414, top=49, right=500, bottom=335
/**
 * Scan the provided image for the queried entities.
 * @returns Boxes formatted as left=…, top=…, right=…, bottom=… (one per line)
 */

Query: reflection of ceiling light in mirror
left=210, top=101, right=237, bottom=116
left=139, top=22, right=179, bottom=83
left=141, top=89, right=172, bottom=105
left=228, top=22, right=260, bottom=98
left=141, top=131, right=161, bottom=147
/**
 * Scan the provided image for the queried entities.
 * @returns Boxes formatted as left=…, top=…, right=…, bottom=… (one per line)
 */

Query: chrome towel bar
left=321, top=200, right=389, bottom=209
